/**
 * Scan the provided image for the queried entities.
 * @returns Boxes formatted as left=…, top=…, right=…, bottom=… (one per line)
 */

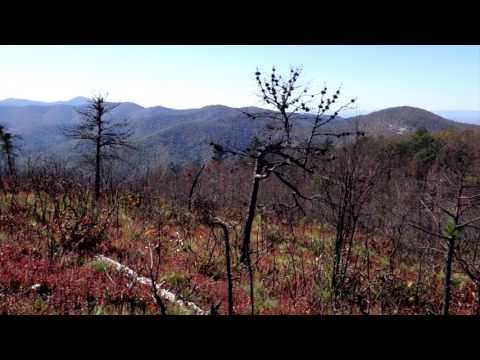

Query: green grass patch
left=310, top=234, right=335, bottom=258
left=84, top=259, right=108, bottom=273
left=250, top=280, right=278, bottom=314
left=161, top=271, right=190, bottom=290
left=315, top=283, right=333, bottom=304
left=0, top=232, right=9, bottom=243
left=451, top=273, right=469, bottom=289
left=166, top=303, right=194, bottom=315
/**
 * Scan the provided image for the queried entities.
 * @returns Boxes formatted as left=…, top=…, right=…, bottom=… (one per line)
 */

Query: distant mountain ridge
left=0, top=97, right=90, bottom=108
left=0, top=98, right=477, bottom=166
left=341, top=106, right=476, bottom=136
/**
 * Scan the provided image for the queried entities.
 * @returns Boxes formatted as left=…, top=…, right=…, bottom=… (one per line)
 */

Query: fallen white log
left=95, top=254, right=207, bottom=315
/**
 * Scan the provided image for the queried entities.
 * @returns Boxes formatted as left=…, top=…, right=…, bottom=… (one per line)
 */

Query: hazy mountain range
left=0, top=97, right=91, bottom=108
left=434, top=110, right=480, bottom=125
left=0, top=97, right=478, bottom=166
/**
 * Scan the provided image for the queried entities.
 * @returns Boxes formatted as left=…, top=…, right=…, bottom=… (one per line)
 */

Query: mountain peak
left=54, top=97, right=90, bottom=106
left=67, top=96, right=89, bottom=102
left=369, top=106, right=435, bottom=115
left=348, top=105, right=475, bottom=136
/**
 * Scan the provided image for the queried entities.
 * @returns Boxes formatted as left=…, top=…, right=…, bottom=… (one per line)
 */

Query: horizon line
left=1, top=96, right=480, bottom=114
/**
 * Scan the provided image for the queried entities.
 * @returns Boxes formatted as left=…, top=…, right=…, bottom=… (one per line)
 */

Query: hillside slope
left=338, top=106, right=476, bottom=136
left=0, top=101, right=476, bottom=165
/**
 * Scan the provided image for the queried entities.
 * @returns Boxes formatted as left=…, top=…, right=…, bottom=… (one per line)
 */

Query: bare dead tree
left=211, top=66, right=358, bottom=266
left=146, top=241, right=168, bottom=315
left=410, top=142, right=480, bottom=315
left=0, top=124, right=21, bottom=177
left=194, top=197, right=234, bottom=315
left=410, top=183, right=480, bottom=315
left=210, top=66, right=358, bottom=315
left=63, top=94, right=134, bottom=202
left=210, top=217, right=234, bottom=315
left=188, top=163, right=206, bottom=212
left=454, top=225, right=480, bottom=314
left=315, top=137, right=385, bottom=307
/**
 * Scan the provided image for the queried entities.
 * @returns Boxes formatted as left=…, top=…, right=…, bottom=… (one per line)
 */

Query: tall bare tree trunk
left=212, top=219, right=234, bottom=315
left=238, top=157, right=263, bottom=315
left=6, top=153, right=15, bottom=177
left=188, top=164, right=205, bottom=211
left=443, top=235, right=455, bottom=315
left=247, top=254, right=255, bottom=315
left=240, top=157, right=262, bottom=265
left=95, top=124, right=102, bottom=202
left=332, top=200, right=347, bottom=304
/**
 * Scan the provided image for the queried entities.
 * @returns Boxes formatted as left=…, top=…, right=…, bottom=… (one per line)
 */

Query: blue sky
left=0, top=45, right=478, bottom=111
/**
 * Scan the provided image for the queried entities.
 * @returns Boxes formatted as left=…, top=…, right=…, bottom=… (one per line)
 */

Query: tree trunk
left=188, top=164, right=205, bottom=211
left=95, top=129, right=102, bottom=202
left=247, top=254, right=255, bottom=315
left=6, top=153, right=15, bottom=176
left=332, top=204, right=346, bottom=302
left=213, top=220, right=234, bottom=315
left=240, top=157, right=262, bottom=265
left=443, top=236, right=455, bottom=315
